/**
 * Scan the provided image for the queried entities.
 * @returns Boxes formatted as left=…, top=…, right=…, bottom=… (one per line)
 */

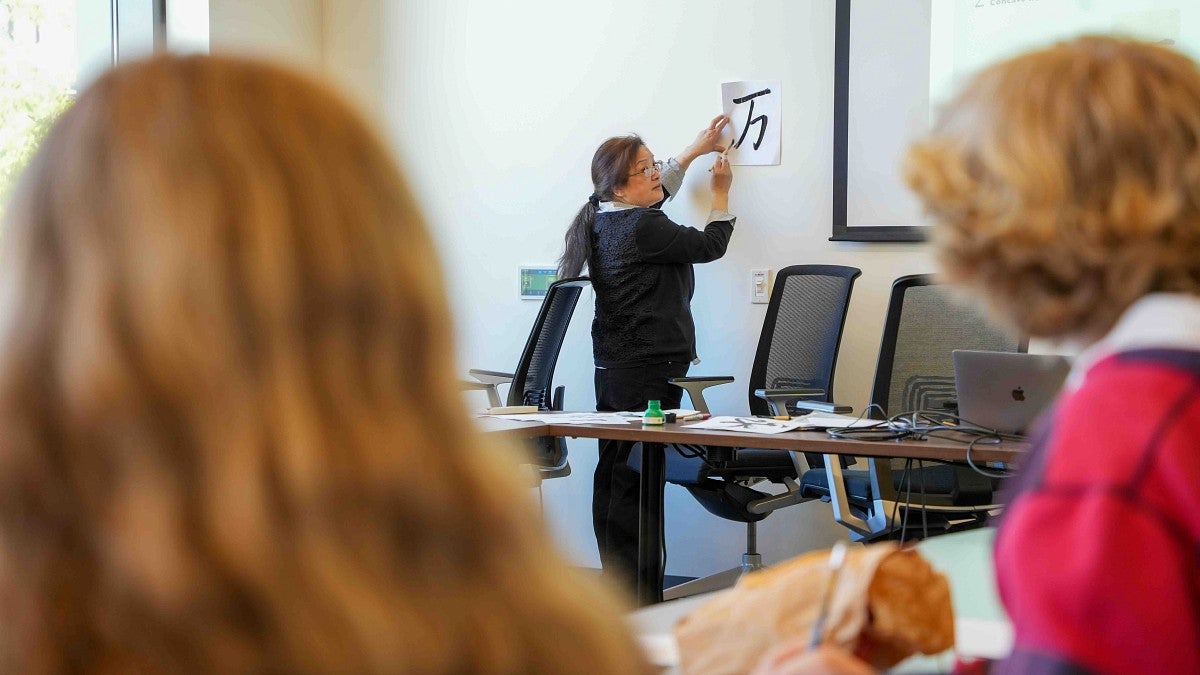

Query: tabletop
left=538, top=419, right=1027, bottom=464
left=472, top=416, right=549, bottom=440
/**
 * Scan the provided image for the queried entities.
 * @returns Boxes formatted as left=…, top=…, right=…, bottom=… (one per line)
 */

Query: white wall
left=319, top=0, right=384, bottom=122
left=320, top=0, right=940, bottom=577
left=208, top=0, right=322, bottom=67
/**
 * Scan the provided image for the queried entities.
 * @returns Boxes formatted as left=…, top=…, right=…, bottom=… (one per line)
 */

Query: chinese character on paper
left=721, top=80, right=781, bottom=166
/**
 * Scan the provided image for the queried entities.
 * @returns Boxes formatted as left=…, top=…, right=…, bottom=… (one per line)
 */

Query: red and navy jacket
left=993, top=295, right=1200, bottom=674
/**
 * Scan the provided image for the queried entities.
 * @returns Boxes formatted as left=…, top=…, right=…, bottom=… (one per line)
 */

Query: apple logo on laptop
left=1012, top=387, right=1026, bottom=402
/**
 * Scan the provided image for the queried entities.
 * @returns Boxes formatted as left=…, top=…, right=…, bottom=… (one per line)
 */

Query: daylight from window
left=0, top=0, right=76, bottom=211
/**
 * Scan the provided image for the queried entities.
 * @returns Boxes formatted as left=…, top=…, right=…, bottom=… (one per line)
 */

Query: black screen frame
left=830, top=0, right=928, bottom=243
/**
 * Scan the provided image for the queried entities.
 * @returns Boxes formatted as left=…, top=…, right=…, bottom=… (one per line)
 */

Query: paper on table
left=612, top=409, right=699, bottom=418
left=795, top=412, right=887, bottom=430
left=955, top=618, right=1013, bottom=660
left=683, top=416, right=804, bottom=434
left=481, top=412, right=635, bottom=425
left=637, top=634, right=679, bottom=669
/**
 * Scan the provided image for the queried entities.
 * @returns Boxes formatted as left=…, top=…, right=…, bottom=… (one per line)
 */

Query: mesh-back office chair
left=798, top=274, right=1023, bottom=540
left=629, top=265, right=861, bottom=598
left=467, top=277, right=590, bottom=480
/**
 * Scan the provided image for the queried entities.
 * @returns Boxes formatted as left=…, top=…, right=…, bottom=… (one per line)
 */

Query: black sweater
left=589, top=207, right=734, bottom=367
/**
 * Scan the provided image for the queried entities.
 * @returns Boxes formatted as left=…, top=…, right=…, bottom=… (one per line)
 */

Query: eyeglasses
left=628, top=159, right=664, bottom=179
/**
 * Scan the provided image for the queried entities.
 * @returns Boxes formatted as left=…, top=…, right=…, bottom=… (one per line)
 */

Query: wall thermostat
left=519, top=266, right=558, bottom=300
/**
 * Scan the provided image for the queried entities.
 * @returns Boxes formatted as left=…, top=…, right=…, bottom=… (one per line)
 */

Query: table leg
left=637, top=440, right=665, bottom=606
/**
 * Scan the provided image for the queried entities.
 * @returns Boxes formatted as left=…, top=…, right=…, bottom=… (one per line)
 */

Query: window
left=0, top=0, right=78, bottom=206
left=0, top=0, right=165, bottom=213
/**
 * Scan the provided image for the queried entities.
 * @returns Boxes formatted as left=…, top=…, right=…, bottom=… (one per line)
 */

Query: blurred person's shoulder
left=1044, top=346, right=1200, bottom=500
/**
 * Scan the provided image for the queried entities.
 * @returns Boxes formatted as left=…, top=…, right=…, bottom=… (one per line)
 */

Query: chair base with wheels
left=629, top=430, right=825, bottom=599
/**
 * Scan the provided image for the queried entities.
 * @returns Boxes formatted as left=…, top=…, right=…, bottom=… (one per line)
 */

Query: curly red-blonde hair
left=905, top=35, right=1200, bottom=340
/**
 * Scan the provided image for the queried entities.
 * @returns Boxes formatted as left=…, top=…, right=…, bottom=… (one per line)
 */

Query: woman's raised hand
left=678, top=115, right=731, bottom=169
left=689, top=115, right=730, bottom=156
left=711, top=153, right=733, bottom=194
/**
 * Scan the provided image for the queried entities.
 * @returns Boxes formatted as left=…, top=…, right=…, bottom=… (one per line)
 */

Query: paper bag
left=674, top=543, right=954, bottom=674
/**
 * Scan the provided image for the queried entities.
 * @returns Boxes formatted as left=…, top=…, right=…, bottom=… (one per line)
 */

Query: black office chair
left=628, top=265, right=861, bottom=598
left=798, top=274, right=1024, bottom=540
left=466, top=277, right=589, bottom=480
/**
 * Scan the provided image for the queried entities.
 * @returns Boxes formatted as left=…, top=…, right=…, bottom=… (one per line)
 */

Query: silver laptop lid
left=953, top=350, right=1071, bottom=435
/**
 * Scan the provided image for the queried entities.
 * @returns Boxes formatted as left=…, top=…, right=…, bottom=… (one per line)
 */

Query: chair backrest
left=508, top=277, right=590, bottom=408
left=747, top=265, right=862, bottom=416
left=507, top=277, right=588, bottom=478
left=870, top=274, right=1025, bottom=418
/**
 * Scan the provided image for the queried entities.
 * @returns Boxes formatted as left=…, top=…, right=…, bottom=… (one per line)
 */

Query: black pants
left=593, top=361, right=689, bottom=590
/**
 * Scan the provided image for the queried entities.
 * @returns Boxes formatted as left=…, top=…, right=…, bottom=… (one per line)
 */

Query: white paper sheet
left=794, top=412, right=887, bottom=430
left=611, top=410, right=699, bottom=418
left=481, top=412, right=636, bottom=425
left=683, top=415, right=803, bottom=434
left=721, top=80, right=782, bottom=166
left=482, top=411, right=702, bottom=425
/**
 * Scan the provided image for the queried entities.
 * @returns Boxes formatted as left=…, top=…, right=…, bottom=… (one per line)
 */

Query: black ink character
left=732, top=88, right=771, bottom=151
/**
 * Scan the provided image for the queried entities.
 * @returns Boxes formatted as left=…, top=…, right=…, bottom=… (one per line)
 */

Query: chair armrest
left=753, top=388, right=853, bottom=417
left=469, top=369, right=515, bottom=385
left=466, top=369, right=515, bottom=408
left=668, top=376, right=734, bottom=415
left=460, top=380, right=502, bottom=408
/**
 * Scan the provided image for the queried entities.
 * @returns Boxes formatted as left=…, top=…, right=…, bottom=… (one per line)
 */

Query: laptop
left=953, top=350, right=1072, bottom=435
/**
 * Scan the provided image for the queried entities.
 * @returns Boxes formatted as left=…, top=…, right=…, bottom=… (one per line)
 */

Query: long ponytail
left=559, top=201, right=597, bottom=278
left=558, top=134, right=644, bottom=278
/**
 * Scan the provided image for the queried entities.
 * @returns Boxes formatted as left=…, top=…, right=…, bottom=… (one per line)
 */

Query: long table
left=480, top=415, right=1028, bottom=605
left=539, top=422, right=1023, bottom=464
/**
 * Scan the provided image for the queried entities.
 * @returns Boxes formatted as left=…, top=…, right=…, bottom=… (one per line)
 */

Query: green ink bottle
left=643, top=400, right=665, bottom=426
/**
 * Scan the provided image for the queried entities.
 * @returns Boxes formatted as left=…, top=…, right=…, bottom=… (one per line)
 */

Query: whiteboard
left=832, top=0, right=1200, bottom=242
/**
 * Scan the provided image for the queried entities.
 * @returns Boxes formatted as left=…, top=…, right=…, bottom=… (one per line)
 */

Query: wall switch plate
left=751, top=268, right=771, bottom=304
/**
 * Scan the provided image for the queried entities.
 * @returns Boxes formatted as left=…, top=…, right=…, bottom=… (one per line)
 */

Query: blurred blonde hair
left=905, top=35, right=1200, bottom=340
left=0, top=54, right=646, bottom=674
